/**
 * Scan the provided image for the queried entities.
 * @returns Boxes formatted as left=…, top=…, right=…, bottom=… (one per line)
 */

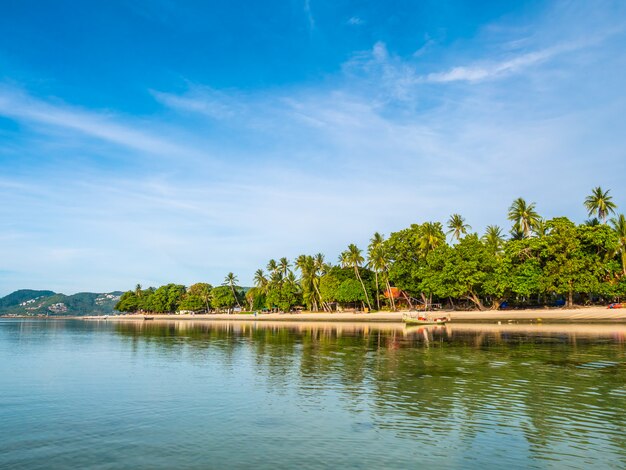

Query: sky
left=1, top=0, right=626, bottom=295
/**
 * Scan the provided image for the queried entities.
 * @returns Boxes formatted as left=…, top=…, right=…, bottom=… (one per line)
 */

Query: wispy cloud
left=304, top=0, right=315, bottom=31
left=0, top=86, right=190, bottom=157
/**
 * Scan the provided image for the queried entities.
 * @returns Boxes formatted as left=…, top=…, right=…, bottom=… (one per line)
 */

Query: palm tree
left=254, top=269, right=268, bottom=291
left=446, top=214, right=471, bottom=241
left=533, top=218, right=548, bottom=238
left=420, top=222, right=445, bottom=254
left=295, top=254, right=318, bottom=311
left=611, top=214, right=626, bottom=275
left=508, top=197, right=540, bottom=238
left=482, top=225, right=505, bottom=255
left=313, top=253, right=331, bottom=311
left=340, top=243, right=372, bottom=311
left=367, top=232, right=385, bottom=310
left=368, top=238, right=396, bottom=311
left=266, top=259, right=278, bottom=275
left=585, top=186, right=617, bottom=223
left=279, top=257, right=291, bottom=277
left=135, top=284, right=142, bottom=297
left=223, top=272, right=241, bottom=307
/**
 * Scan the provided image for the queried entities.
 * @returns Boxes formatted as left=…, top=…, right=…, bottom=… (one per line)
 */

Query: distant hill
left=0, top=289, right=123, bottom=316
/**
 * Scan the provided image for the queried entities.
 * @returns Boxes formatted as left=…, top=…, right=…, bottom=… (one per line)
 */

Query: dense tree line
left=116, top=187, right=626, bottom=313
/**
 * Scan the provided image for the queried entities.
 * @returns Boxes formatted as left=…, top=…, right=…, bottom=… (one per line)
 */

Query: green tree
left=584, top=186, right=617, bottom=223
left=115, top=291, right=139, bottom=312
left=211, top=286, right=239, bottom=311
left=151, top=284, right=186, bottom=313
left=179, top=282, right=212, bottom=312
left=611, top=214, right=626, bottom=275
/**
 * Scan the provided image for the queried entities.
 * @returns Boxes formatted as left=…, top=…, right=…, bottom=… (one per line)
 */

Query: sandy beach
left=89, top=306, right=626, bottom=323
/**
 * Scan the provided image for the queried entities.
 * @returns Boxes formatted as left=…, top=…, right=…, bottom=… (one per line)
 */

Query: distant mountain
left=0, top=289, right=123, bottom=316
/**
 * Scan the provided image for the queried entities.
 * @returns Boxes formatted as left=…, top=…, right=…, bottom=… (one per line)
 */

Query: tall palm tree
left=267, top=259, right=279, bottom=274
left=254, top=269, right=268, bottom=292
left=368, top=239, right=396, bottom=311
left=482, top=225, right=505, bottom=255
left=611, top=214, right=626, bottom=275
left=313, top=253, right=331, bottom=311
left=367, top=232, right=385, bottom=310
left=420, top=222, right=445, bottom=254
left=135, top=284, right=142, bottom=297
left=223, top=272, right=241, bottom=307
left=295, top=254, right=318, bottom=311
left=446, top=214, right=471, bottom=241
left=340, top=243, right=372, bottom=310
left=508, top=197, right=540, bottom=238
left=585, top=186, right=617, bottom=223
left=279, top=257, right=291, bottom=277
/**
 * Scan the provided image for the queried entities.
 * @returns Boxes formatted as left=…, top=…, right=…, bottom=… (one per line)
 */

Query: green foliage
left=179, top=283, right=212, bottom=312
left=211, top=285, right=241, bottom=309
left=336, top=278, right=366, bottom=303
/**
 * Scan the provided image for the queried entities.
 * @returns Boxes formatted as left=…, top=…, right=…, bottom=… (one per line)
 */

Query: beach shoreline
left=80, top=306, right=626, bottom=323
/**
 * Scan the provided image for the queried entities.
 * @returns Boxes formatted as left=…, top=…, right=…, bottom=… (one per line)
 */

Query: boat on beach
left=402, top=313, right=450, bottom=325
left=143, top=316, right=154, bottom=320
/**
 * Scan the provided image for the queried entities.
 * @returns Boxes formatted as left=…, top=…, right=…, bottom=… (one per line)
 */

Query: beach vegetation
left=115, top=188, right=626, bottom=313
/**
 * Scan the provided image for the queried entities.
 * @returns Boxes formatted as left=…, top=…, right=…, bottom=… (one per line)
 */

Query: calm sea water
left=1, top=319, right=626, bottom=469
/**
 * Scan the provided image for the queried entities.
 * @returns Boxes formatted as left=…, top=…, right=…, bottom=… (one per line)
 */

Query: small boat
left=143, top=316, right=154, bottom=320
left=402, top=313, right=449, bottom=325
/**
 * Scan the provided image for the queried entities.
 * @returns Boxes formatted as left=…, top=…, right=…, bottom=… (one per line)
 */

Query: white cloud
left=0, top=86, right=191, bottom=157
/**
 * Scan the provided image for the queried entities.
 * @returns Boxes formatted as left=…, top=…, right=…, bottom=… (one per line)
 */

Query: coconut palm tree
left=533, top=218, right=548, bottom=238
left=279, top=257, right=291, bottom=277
left=368, top=239, right=396, bottom=311
left=611, top=214, right=626, bottom=275
left=254, top=269, right=268, bottom=291
left=295, top=254, right=318, bottom=311
left=223, top=272, right=241, bottom=307
left=340, top=243, right=372, bottom=310
left=313, top=253, right=331, bottom=311
left=446, top=214, right=471, bottom=241
left=420, top=222, right=445, bottom=254
left=135, top=283, right=142, bottom=297
left=482, top=225, right=505, bottom=255
left=367, top=232, right=385, bottom=310
left=585, top=186, right=617, bottom=223
left=266, top=259, right=278, bottom=275
left=508, top=197, right=540, bottom=238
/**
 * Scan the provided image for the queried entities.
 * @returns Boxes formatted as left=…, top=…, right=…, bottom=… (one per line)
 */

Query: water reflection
left=111, top=320, right=626, bottom=467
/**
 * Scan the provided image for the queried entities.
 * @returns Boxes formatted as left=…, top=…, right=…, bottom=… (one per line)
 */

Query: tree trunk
left=313, top=281, right=330, bottom=312
left=466, top=292, right=485, bottom=311
left=355, top=268, right=372, bottom=310
left=230, top=285, right=241, bottom=307
left=374, top=271, right=380, bottom=311
left=385, top=279, right=396, bottom=311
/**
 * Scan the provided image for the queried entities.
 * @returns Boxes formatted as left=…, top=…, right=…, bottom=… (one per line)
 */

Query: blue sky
left=1, top=1, right=626, bottom=295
